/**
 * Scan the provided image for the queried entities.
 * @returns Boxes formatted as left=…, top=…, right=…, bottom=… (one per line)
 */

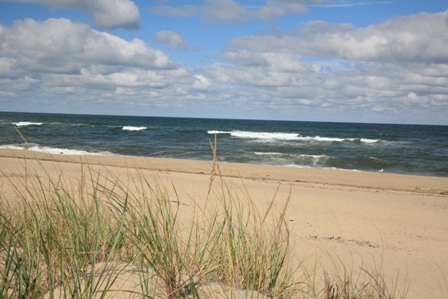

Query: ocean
left=1, top=111, right=447, bottom=177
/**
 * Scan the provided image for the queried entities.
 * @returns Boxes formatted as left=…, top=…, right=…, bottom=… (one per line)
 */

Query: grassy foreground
left=0, top=149, right=409, bottom=298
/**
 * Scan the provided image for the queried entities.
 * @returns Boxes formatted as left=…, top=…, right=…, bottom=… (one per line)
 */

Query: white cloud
left=193, top=75, right=212, bottom=90
left=203, top=33, right=448, bottom=122
left=0, top=76, right=38, bottom=94
left=200, top=0, right=249, bottom=24
left=0, top=18, right=174, bottom=73
left=0, top=90, right=16, bottom=97
left=205, top=51, right=324, bottom=91
left=254, top=1, right=307, bottom=21
left=154, top=31, right=189, bottom=50
left=9, top=0, right=141, bottom=29
left=1, top=5, right=447, bottom=124
left=308, top=1, right=374, bottom=8
left=149, top=0, right=307, bottom=25
left=115, top=87, right=137, bottom=95
left=213, top=51, right=269, bottom=67
left=0, top=57, right=21, bottom=78
left=232, top=10, right=448, bottom=63
left=211, top=9, right=448, bottom=123
left=215, top=51, right=318, bottom=73
left=148, top=4, right=197, bottom=17
left=0, top=17, right=202, bottom=109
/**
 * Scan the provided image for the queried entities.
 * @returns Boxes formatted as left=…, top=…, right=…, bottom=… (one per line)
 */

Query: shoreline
left=1, top=149, right=448, bottom=195
left=1, top=148, right=448, bottom=298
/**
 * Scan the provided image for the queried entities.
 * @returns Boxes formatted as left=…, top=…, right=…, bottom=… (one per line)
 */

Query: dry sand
left=1, top=149, right=447, bottom=299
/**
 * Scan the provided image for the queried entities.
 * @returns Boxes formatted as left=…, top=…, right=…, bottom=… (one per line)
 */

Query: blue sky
left=0, top=0, right=447, bottom=124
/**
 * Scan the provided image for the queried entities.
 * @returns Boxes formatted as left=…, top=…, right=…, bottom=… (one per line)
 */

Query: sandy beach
left=1, top=149, right=447, bottom=299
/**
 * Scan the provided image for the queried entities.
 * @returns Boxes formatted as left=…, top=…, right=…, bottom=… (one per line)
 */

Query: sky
left=0, top=0, right=447, bottom=125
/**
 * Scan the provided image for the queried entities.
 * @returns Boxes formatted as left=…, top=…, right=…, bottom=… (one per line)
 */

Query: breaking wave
left=208, top=130, right=301, bottom=140
left=12, top=121, right=43, bottom=127
left=122, top=126, right=147, bottom=131
left=208, top=130, right=379, bottom=143
left=0, top=144, right=115, bottom=156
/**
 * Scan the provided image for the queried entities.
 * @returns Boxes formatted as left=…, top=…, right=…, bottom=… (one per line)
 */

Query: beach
left=1, top=149, right=448, bottom=298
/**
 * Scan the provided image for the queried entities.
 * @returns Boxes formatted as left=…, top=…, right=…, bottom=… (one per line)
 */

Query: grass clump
left=0, top=163, right=130, bottom=298
left=0, top=152, right=298, bottom=298
left=0, top=146, right=409, bottom=298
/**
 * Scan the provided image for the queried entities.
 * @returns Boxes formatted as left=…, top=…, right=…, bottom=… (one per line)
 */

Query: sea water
left=1, top=112, right=447, bottom=177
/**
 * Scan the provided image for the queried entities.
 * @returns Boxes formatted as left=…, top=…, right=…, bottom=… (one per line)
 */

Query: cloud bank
left=232, top=11, right=448, bottom=63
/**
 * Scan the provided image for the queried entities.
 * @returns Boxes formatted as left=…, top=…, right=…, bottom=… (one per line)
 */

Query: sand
left=1, top=149, right=447, bottom=299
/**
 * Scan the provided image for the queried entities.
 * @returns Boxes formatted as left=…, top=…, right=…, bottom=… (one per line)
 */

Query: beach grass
left=0, top=144, right=409, bottom=298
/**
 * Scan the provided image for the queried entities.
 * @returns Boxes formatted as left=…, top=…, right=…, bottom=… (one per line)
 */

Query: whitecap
left=208, top=130, right=231, bottom=134
left=296, top=136, right=345, bottom=142
left=314, top=136, right=346, bottom=142
left=231, top=131, right=300, bottom=140
left=297, top=136, right=380, bottom=143
left=122, top=126, right=147, bottom=131
left=298, top=154, right=328, bottom=159
left=11, top=121, right=43, bottom=127
left=360, top=138, right=379, bottom=143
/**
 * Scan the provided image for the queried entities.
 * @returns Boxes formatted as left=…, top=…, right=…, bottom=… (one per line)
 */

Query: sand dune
left=1, top=149, right=447, bottom=298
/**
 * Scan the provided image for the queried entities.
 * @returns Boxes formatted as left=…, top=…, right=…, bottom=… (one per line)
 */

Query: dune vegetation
left=0, top=142, right=409, bottom=299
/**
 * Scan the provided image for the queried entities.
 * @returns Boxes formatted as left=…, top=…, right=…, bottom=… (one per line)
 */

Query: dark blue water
left=1, top=112, right=447, bottom=177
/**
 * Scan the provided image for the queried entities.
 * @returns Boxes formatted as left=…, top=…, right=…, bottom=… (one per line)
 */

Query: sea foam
left=0, top=144, right=114, bottom=156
